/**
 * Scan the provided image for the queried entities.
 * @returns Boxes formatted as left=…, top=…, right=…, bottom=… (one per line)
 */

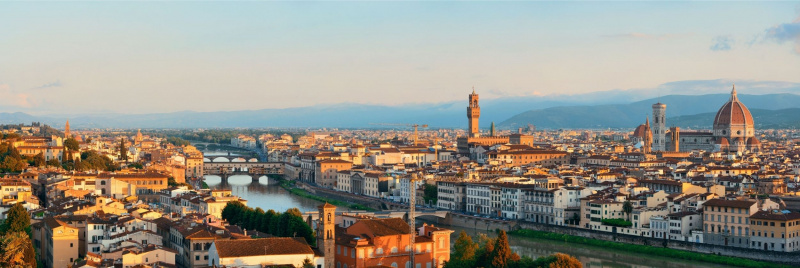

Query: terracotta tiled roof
left=356, top=218, right=409, bottom=237
left=714, top=86, right=753, bottom=127
left=213, top=237, right=313, bottom=258
left=702, top=198, right=756, bottom=209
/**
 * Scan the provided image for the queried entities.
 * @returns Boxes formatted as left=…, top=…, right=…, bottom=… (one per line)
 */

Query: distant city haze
left=1, top=2, right=799, bottom=115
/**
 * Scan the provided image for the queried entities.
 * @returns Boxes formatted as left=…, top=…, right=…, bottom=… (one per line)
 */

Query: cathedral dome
left=633, top=124, right=648, bottom=138
left=714, top=86, right=754, bottom=127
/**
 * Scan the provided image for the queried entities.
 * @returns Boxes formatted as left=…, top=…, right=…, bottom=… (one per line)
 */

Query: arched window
left=391, top=247, right=398, bottom=253
left=328, top=213, right=331, bottom=222
left=376, top=248, right=384, bottom=255
left=391, top=263, right=398, bottom=268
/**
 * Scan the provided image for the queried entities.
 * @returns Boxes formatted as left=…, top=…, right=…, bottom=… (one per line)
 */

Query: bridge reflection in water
left=203, top=175, right=325, bottom=213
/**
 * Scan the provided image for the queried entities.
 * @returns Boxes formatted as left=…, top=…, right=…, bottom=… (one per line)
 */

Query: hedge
left=509, top=229, right=791, bottom=268
left=601, top=218, right=632, bottom=227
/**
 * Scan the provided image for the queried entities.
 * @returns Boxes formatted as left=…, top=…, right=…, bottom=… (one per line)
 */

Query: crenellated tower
left=467, top=88, right=480, bottom=138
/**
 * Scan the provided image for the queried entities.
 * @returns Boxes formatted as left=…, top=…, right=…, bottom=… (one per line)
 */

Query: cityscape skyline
left=1, top=2, right=800, bottom=115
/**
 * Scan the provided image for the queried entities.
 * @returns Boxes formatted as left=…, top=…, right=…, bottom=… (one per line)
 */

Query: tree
left=423, top=183, right=438, bottom=206
left=622, top=201, right=633, bottom=221
left=453, top=231, right=478, bottom=262
left=167, top=177, right=177, bottom=187
left=548, top=253, right=582, bottom=268
left=33, top=153, right=45, bottom=167
left=119, top=138, right=129, bottom=162
left=301, top=258, right=314, bottom=268
left=1, top=203, right=30, bottom=235
left=64, top=138, right=80, bottom=151
left=0, top=231, right=36, bottom=267
left=46, top=159, right=60, bottom=168
left=490, top=230, right=519, bottom=268
left=475, top=234, right=495, bottom=268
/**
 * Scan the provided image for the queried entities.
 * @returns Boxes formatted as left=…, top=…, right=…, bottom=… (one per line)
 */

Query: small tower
left=670, top=127, right=681, bottom=152
left=64, top=120, right=71, bottom=139
left=642, top=117, right=652, bottom=154
left=467, top=88, right=481, bottom=138
left=652, top=102, right=667, bottom=152
left=317, top=203, right=336, bottom=268
left=490, top=122, right=496, bottom=137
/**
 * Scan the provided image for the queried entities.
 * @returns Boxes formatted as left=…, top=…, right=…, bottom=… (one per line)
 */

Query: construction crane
left=408, top=172, right=419, bottom=267
left=369, top=123, right=428, bottom=146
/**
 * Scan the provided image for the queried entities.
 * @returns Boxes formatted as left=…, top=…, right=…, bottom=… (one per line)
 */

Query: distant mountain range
left=499, top=93, right=800, bottom=129
left=3, top=92, right=800, bottom=130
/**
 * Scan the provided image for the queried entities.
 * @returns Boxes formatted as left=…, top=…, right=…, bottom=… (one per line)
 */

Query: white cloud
left=764, top=15, right=800, bottom=54
left=710, top=35, right=734, bottom=51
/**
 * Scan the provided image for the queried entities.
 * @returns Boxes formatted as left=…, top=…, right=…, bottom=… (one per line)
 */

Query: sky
left=1, top=2, right=799, bottom=115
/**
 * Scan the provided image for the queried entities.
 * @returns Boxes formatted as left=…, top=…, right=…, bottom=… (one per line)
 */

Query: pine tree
left=119, top=138, right=129, bottom=162
left=490, top=230, right=519, bottom=268
left=623, top=201, right=633, bottom=221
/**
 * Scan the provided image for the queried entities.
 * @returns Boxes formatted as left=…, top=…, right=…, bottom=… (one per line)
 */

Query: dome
left=746, top=137, right=760, bottom=145
left=714, top=85, right=754, bottom=126
left=633, top=124, right=648, bottom=138
left=716, top=137, right=729, bottom=145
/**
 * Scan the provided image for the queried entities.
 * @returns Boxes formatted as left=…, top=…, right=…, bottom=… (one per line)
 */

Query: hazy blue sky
left=1, top=2, right=799, bottom=115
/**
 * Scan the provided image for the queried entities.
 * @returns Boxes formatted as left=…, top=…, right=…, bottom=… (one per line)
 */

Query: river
left=201, top=148, right=731, bottom=268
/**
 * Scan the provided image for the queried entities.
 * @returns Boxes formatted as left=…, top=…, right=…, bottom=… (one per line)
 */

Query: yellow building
left=749, top=210, right=800, bottom=252
left=702, top=199, right=757, bottom=248
left=34, top=217, right=80, bottom=268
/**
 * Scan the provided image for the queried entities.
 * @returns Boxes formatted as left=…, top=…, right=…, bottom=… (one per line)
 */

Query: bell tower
left=64, top=120, right=71, bottom=139
left=467, top=88, right=480, bottom=138
left=652, top=102, right=666, bottom=152
left=317, top=203, right=336, bottom=268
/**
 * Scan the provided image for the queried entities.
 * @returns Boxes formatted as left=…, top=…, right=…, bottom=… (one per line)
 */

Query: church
left=633, top=85, right=760, bottom=153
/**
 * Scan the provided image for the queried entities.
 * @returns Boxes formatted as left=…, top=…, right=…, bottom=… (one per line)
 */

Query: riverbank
left=509, top=229, right=789, bottom=268
left=276, top=178, right=375, bottom=211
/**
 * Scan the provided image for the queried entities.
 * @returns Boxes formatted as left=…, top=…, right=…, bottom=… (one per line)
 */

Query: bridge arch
left=212, top=157, right=231, bottom=162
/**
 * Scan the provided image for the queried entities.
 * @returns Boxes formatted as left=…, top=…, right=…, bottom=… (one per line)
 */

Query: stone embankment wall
left=293, top=181, right=800, bottom=265
left=513, top=222, right=800, bottom=266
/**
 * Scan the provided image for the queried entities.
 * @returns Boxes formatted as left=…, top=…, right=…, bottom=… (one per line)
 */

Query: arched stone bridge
left=203, top=156, right=260, bottom=163
left=204, top=162, right=284, bottom=182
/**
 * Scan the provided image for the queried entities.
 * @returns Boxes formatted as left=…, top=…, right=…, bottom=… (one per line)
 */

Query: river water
left=201, top=149, right=731, bottom=268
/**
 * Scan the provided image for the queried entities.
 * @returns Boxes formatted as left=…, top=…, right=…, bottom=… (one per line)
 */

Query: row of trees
left=0, top=203, right=37, bottom=267
left=220, top=201, right=315, bottom=246
left=445, top=230, right=582, bottom=268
